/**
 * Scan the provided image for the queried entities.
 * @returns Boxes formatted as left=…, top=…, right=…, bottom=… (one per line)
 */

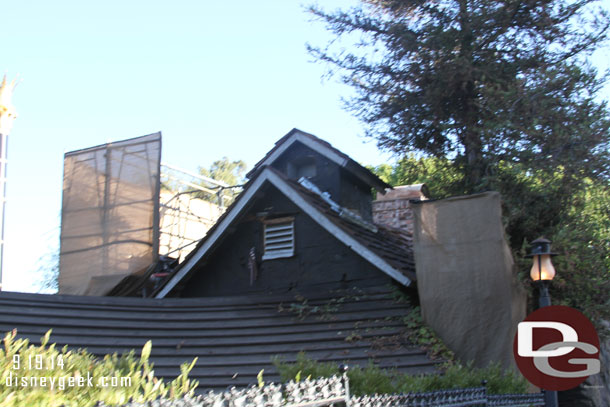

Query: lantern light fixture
left=527, top=237, right=557, bottom=282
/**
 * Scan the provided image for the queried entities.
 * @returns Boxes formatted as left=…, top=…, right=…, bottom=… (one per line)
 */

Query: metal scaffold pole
left=0, top=76, right=18, bottom=291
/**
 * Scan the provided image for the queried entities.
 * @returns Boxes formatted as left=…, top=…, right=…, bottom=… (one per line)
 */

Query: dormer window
left=287, top=156, right=317, bottom=180
left=262, top=217, right=295, bottom=260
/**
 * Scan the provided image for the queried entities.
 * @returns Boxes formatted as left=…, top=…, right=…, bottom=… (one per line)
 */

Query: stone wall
left=372, top=184, right=428, bottom=235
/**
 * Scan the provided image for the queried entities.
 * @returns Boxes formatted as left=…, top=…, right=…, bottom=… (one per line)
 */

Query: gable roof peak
left=155, top=165, right=413, bottom=298
left=246, top=128, right=391, bottom=193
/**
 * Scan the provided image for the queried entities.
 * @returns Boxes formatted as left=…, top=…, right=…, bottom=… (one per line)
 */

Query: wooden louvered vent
left=263, top=217, right=295, bottom=260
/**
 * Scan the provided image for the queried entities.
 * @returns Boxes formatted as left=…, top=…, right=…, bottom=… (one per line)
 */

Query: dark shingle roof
left=155, top=166, right=415, bottom=297
left=283, top=172, right=416, bottom=282
left=0, top=287, right=438, bottom=392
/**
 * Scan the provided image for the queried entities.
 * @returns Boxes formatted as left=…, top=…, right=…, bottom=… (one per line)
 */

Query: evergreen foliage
left=198, top=157, right=247, bottom=188
left=308, top=0, right=610, bottom=192
left=196, top=157, right=247, bottom=205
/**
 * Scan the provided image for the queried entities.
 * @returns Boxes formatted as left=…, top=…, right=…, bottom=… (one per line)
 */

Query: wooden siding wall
left=269, top=142, right=373, bottom=221
left=181, top=186, right=390, bottom=297
left=339, top=170, right=374, bottom=222
left=0, top=287, right=437, bottom=393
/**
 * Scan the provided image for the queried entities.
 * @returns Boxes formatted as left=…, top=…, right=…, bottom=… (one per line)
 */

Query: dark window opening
left=287, top=156, right=317, bottom=180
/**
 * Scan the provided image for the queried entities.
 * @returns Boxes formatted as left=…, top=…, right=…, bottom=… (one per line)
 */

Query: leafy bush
left=396, top=363, right=527, bottom=395
left=545, top=182, right=610, bottom=325
left=402, top=306, right=455, bottom=362
left=0, top=330, right=198, bottom=407
left=273, top=353, right=394, bottom=396
left=273, top=352, right=527, bottom=396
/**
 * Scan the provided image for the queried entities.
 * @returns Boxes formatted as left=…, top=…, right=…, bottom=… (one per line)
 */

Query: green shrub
left=272, top=352, right=394, bottom=396
left=402, top=306, right=456, bottom=362
left=273, top=352, right=337, bottom=383
left=273, top=352, right=527, bottom=396
left=0, top=330, right=198, bottom=407
left=395, top=362, right=527, bottom=395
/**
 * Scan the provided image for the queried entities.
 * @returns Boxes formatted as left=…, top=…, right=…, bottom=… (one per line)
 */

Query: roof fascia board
left=266, top=171, right=411, bottom=287
left=273, top=133, right=388, bottom=192
left=155, top=172, right=271, bottom=298
left=247, top=129, right=390, bottom=192
left=251, top=131, right=348, bottom=177
left=295, top=133, right=349, bottom=167
left=157, top=168, right=411, bottom=298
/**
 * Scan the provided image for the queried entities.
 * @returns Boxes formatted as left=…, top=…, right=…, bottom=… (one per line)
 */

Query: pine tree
left=308, top=0, right=610, bottom=193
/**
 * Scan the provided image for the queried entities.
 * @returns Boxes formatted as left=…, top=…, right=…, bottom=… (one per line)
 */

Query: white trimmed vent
left=262, top=218, right=295, bottom=260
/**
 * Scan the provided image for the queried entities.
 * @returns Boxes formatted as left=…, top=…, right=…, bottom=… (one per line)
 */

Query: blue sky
left=2, top=0, right=609, bottom=292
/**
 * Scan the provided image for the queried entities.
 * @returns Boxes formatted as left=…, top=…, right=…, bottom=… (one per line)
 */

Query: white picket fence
left=105, top=371, right=546, bottom=407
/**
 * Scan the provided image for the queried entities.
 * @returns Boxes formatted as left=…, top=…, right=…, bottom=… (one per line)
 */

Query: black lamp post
left=527, top=237, right=558, bottom=407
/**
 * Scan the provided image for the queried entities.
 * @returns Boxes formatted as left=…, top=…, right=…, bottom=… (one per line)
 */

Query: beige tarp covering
left=412, top=191, right=526, bottom=369
left=59, top=133, right=161, bottom=295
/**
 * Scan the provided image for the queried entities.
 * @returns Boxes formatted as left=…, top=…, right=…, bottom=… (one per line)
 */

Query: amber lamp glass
left=530, top=254, right=556, bottom=281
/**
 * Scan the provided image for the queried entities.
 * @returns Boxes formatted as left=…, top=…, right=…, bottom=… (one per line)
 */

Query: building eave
left=156, top=167, right=411, bottom=298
